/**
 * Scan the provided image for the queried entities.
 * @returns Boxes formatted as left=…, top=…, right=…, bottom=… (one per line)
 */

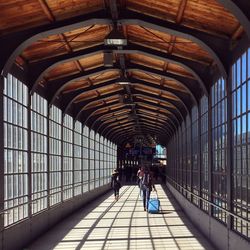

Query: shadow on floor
left=26, top=184, right=216, bottom=250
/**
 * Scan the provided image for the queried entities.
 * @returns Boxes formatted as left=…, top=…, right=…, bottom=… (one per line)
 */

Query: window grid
left=231, top=49, right=250, bottom=237
left=186, top=115, right=192, bottom=201
left=89, top=130, right=95, bottom=190
left=82, top=126, right=89, bottom=193
left=181, top=122, right=187, bottom=197
left=191, top=106, right=199, bottom=206
left=3, top=74, right=29, bottom=226
left=49, top=105, right=62, bottom=206
left=62, top=115, right=73, bottom=200
left=95, top=133, right=101, bottom=187
left=3, top=77, right=118, bottom=228
left=31, top=93, right=48, bottom=214
left=200, top=95, right=209, bottom=212
left=211, top=78, right=228, bottom=223
left=74, top=121, right=82, bottom=196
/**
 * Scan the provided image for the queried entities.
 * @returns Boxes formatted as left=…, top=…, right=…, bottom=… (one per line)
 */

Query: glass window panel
left=248, top=80, right=250, bottom=111
left=242, top=115, right=247, bottom=144
left=237, top=58, right=241, bottom=87
left=248, top=114, right=250, bottom=143
left=4, top=75, right=29, bottom=226
left=248, top=48, right=250, bottom=78
left=242, top=83, right=246, bottom=114
left=237, top=88, right=241, bottom=116
left=242, top=52, right=247, bottom=83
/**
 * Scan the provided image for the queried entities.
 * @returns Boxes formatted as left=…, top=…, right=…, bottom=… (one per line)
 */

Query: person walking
left=141, top=166, right=156, bottom=211
left=111, top=169, right=121, bottom=201
left=136, top=166, right=144, bottom=187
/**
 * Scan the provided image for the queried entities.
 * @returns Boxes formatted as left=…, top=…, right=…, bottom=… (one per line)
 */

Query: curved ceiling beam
left=133, top=96, right=180, bottom=126
left=102, top=121, right=136, bottom=138
left=108, top=123, right=170, bottom=144
left=0, top=10, right=110, bottom=76
left=1, top=8, right=231, bottom=84
left=104, top=117, right=173, bottom=140
left=130, top=77, right=192, bottom=112
left=119, top=9, right=229, bottom=77
left=62, top=78, right=120, bottom=114
left=116, top=134, right=167, bottom=148
left=74, top=91, right=124, bottom=121
left=74, top=86, right=184, bottom=127
left=91, top=102, right=178, bottom=133
left=128, top=63, right=198, bottom=105
left=88, top=100, right=179, bottom=131
left=111, top=125, right=169, bottom=145
left=134, top=102, right=178, bottom=130
left=130, top=88, right=184, bottom=122
left=47, top=64, right=196, bottom=115
left=29, top=45, right=104, bottom=90
left=103, top=121, right=161, bottom=140
left=46, top=66, right=116, bottom=105
left=77, top=103, right=129, bottom=125
left=85, top=84, right=185, bottom=130
left=115, top=126, right=169, bottom=143
left=216, top=0, right=250, bottom=39
left=138, top=117, right=172, bottom=133
left=112, top=129, right=168, bottom=146
left=29, top=43, right=207, bottom=96
left=98, top=114, right=174, bottom=139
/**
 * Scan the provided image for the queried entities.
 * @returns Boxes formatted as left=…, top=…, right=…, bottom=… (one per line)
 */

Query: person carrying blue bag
left=141, top=166, right=156, bottom=211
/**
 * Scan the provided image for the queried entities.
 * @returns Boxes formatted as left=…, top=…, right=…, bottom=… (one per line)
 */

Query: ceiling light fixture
left=104, top=28, right=127, bottom=46
left=116, top=76, right=130, bottom=85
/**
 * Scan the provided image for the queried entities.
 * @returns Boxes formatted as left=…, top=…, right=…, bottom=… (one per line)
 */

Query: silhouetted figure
left=110, top=169, right=121, bottom=201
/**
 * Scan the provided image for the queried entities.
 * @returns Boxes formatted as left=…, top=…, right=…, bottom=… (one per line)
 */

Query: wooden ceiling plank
left=58, top=34, right=72, bottom=53
left=168, top=36, right=176, bottom=54
left=74, top=60, right=84, bottom=72
left=232, top=24, right=244, bottom=40
left=38, top=0, right=55, bottom=22
left=176, top=0, right=188, bottom=24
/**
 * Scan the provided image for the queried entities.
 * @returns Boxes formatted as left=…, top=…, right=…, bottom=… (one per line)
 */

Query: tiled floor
left=26, top=185, right=215, bottom=250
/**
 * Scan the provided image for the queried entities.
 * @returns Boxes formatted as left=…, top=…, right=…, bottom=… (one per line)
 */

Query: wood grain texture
left=127, top=25, right=212, bottom=64
left=0, top=0, right=104, bottom=35
left=21, top=25, right=109, bottom=62
left=126, top=0, right=239, bottom=37
left=128, top=53, right=194, bottom=78
left=0, top=0, right=244, bottom=133
left=129, top=71, right=188, bottom=93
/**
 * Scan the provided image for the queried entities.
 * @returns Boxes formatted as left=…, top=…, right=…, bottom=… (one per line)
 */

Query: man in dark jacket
left=111, top=169, right=121, bottom=201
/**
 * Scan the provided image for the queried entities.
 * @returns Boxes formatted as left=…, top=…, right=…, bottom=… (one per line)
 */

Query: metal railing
left=166, top=176, right=250, bottom=225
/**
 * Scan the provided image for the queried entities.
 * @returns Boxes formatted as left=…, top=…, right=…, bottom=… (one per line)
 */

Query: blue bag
left=148, top=193, right=160, bottom=213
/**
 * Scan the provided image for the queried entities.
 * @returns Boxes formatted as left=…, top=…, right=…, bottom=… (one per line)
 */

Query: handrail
left=166, top=176, right=250, bottom=225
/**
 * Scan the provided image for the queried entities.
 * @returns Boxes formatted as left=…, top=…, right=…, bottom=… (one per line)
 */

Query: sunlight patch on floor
left=28, top=185, right=215, bottom=250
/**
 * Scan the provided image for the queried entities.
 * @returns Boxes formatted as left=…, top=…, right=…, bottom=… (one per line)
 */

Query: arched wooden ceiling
left=0, top=0, right=249, bottom=147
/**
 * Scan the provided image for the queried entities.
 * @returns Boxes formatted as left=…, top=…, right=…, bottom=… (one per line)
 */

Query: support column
left=72, top=122, right=75, bottom=197
left=226, top=75, right=233, bottom=229
left=88, top=129, right=91, bottom=191
left=0, top=76, right=5, bottom=232
left=47, top=105, right=50, bottom=208
left=81, top=125, right=84, bottom=195
left=61, top=114, right=64, bottom=202
left=198, top=105, right=202, bottom=208
left=185, top=121, right=188, bottom=197
left=27, top=93, right=32, bottom=218
left=208, top=89, right=213, bottom=216
left=190, top=116, right=193, bottom=202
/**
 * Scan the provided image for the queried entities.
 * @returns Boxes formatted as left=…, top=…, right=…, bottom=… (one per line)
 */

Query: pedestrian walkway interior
left=1, top=1, right=250, bottom=250
left=27, top=185, right=214, bottom=250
